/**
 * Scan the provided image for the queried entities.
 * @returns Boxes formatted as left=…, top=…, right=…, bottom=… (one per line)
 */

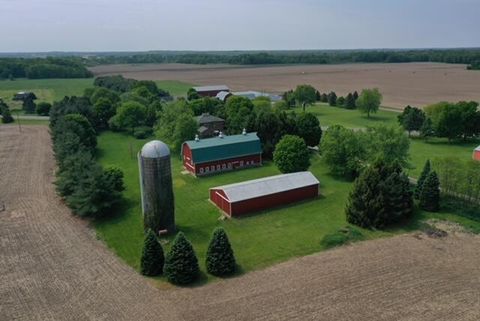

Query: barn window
left=222, top=164, right=226, bottom=170
left=205, top=167, right=209, bottom=173
left=200, top=168, right=204, bottom=174
left=217, top=164, right=221, bottom=171
left=240, top=161, right=244, bottom=167
left=211, top=165, right=215, bottom=172
left=228, top=163, right=232, bottom=169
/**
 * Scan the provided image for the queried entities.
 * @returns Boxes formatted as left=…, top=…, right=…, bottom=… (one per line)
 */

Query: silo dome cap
left=141, top=140, right=170, bottom=158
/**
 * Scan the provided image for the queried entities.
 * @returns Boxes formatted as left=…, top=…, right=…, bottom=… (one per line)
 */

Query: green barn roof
left=183, top=132, right=261, bottom=164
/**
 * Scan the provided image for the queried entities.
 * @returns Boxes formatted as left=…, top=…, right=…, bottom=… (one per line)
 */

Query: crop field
left=89, top=62, right=480, bottom=109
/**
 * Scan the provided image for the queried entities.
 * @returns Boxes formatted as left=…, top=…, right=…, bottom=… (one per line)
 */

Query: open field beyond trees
left=89, top=62, right=480, bottom=109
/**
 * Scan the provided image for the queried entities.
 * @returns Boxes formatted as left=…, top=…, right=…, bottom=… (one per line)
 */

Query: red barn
left=193, top=85, right=230, bottom=97
left=474, top=146, right=480, bottom=161
left=210, top=172, right=319, bottom=217
left=182, top=132, right=262, bottom=176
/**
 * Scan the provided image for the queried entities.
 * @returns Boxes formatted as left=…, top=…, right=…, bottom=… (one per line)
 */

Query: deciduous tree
left=357, top=88, right=382, bottom=118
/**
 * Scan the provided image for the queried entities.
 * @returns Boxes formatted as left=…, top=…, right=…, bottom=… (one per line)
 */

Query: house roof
left=193, top=85, right=230, bottom=92
left=211, top=172, right=319, bottom=203
left=183, top=132, right=261, bottom=164
left=195, top=113, right=224, bottom=125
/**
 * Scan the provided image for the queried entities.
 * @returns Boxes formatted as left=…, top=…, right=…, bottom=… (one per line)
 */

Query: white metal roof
left=141, top=140, right=170, bottom=158
left=212, top=172, right=319, bottom=203
left=193, top=85, right=230, bottom=92
left=475, top=145, right=480, bottom=152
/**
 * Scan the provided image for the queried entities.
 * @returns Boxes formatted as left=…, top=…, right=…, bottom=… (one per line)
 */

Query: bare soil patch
left=0, top=126, right=181, bottom=321
left=1, top=125, right=480, bottom=320
left=90, top=62, right=480, bottom=109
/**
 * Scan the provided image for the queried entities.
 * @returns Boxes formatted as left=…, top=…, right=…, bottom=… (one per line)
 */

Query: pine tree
left=22, top=97, right=36, bottom=114
left=206, top=227, right=236, bottom=277
left=346, top=160, right=413, bottom=229
left=414, top=160, right=431, bottom=199
left=140, top=229, right=165, bottom=276
left=345, top=93, right=356, bottom=109
left=328, top=91, right=337, bottom=106
left=353, top=91, right=359, bottom=100
left=164, top=232, right=199, bottom=285
left=315, top=90, right=321, bottom=101
left=419, top=171, right=440, bottom=212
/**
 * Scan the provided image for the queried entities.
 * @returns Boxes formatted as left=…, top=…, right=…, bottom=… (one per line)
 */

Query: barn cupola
left=219, top=131, right=224, bottom=138
left=242, top=128, right=247, bottom=135
left=195, top=134, right=199, bottom=142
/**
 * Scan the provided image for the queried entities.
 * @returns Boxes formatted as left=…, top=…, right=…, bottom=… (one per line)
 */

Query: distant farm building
left=474, top=146, right=480, bottom=161
left=215, top=91, right=232, bottom=102
left=233, top=91, right=282, bottom=102
left=196, top=113, right=225, bottom=138
left=210, top=171, right=320, bottom=217
left=193, top=85, right=230, bottom=97
left=13, top=91, right=37, bottom=101
left=182, top=131, right=262, bottom=176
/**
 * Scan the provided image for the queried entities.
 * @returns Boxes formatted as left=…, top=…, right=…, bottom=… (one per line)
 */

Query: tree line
left=87, top=49, right=480, bottom=70
left=0, top=57, right=92, bottom=79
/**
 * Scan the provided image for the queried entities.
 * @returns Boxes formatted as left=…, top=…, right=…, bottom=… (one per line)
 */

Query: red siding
left=182, top=142, right=262, bottom=176
left=210, top=184, right=319, bottom=217
left=474, top=150, right=480, bottom=161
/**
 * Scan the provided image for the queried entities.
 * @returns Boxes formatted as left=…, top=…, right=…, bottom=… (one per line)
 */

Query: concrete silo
left=138, top=140, right=175, bottom=234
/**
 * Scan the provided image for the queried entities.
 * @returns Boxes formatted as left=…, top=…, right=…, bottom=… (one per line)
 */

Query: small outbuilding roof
left=216, top=91, right=232, bottom=101
left=475, top=145, right=480, bottom=152
left=193, top=85, right=230, bottom=92
left=195, top=113, right=224, bottom=125
left=211, top=172, right=319, bottom=203
left=141, top=140, right=170, bottom=158
left=183, top=132, right=261, bottom=164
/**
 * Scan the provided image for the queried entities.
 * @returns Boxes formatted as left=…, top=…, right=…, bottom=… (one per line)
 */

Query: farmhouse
left=193, top=85, right=230, bottom=97
left=196, top=113, right=225, bottom=138
left=182, top=131, right=262, bottom=176
left=474, top=146, right=480, bottom=161
left=210, top=171, right=319, bottom=217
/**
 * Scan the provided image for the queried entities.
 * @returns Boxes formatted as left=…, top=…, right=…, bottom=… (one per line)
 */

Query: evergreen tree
left=0, top=101, right=14, bottom=123
left=346, top=160, right=413, bottom=229
left=206, top=227, right=236, bottom=277
left=419, top=171, right=440, bottom=212
left=164, top=232, right=200, bottom=285
left=337, top=96, right=345, bottom=107
left=328, top=91, right=337, bottom=106
left=23, top=97, right=36, bottom=114
left=345, top=93, right=356, bottom=109
left=414, top=160, right=431, bottom=199
left=353, top=91, right=359, bottom=101
left=140, top=229, right=165, bottom=276
left=320, top=93, right=328, bottom=103
left=420, top=117, right=434, bottom=140
left=315, top=90, right=321, bottom=101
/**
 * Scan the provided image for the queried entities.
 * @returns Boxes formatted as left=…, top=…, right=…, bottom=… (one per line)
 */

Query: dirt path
left=1, top=125, right=480, bottom=321
left=0, top=126, right=181, bottom=321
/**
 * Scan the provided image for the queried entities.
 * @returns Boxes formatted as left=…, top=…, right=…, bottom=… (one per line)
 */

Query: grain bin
left=138, top=140, right=175, bottom=234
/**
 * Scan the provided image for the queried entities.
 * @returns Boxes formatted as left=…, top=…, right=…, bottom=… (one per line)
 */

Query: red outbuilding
left=182, top=131, right=262, bottom=176
left=474, top=145, right=480, bottom=161
left=210, top=171, right=319, bottom=217
left=193, top=85, right=230, bottom=97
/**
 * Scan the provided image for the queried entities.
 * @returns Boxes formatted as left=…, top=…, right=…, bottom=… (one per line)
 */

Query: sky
left=1, top=0, right=480, bottom=52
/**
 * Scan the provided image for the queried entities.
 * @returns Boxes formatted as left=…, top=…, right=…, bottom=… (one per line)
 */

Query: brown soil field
left=1, top=125, right=480, bottom=320
left=90, top=62, right=480, bottom=109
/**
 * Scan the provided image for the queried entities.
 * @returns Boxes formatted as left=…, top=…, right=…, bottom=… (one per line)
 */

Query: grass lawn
left=298, top=104, right=480, bottom=177
left=0, top=78, right=193, bottom=110
left=0, top=78, right=94, bottom=109
left=155, top=80, right=194, bottom=97
left=95, top=131, right=480, bottom=285
left=295, top=103, right=398, bottom=129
